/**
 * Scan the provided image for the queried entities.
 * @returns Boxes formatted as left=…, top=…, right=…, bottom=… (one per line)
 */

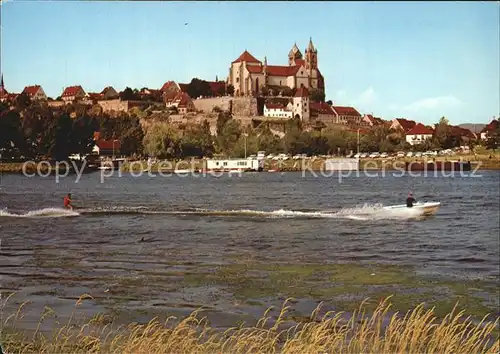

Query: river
left=0, top=169, right=499, bottom=333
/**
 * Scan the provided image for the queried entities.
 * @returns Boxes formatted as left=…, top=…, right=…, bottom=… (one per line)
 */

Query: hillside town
left=0, top=40, right=499, bottom=162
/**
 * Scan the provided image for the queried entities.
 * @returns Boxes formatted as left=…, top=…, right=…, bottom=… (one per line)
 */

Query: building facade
left=22, top=85, right=47, bottom=100
left=227, top=38, right=325, bottom=97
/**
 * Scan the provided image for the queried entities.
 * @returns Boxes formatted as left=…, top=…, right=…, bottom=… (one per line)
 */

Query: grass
left=0, top=294, right=498, bottom=353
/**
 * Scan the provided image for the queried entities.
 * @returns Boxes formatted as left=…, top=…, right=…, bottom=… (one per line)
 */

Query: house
left=22, top=85, right=47, bottom=100
left=101, top=86, right=119, bottom=100
left=405, top=123, right=434, bottom=145
left=363, top=114, right=385, bottom=126
left=61, top=85, right=86, bottom=102
left=449, top=126, right=476, bottom=142
left=310, top=101, right=336, bottom=123
left=86, top=92, right=104, bottom=102
left=480, top=119, right=499, bottom=140
left=160, top=81, right=189, bottom=94
left=264, top=103, right=293, bottom=118
left=390, top=118, right=416, bottom=132
left=164, top=92, right=195, bottom=114
left=92, top=139, right=121, bottom=157
left=331, top=106, right=363, bottom=126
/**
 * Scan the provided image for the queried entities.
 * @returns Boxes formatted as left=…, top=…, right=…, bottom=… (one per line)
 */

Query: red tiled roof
left=177, top=92, right=191, bottom=107
left=208, top=81, right=225, bottom=96
left=332, top=106, right=361, bottom=117
left=265, top=103, right=286, bottom=110
left=266, top=65, right=301, bottom=77
left=160, top=81, right=178, bottom=92
left=395, top=118, right=416, bottom=132
left=450, top=126, right=476, bottom=139
left=62, top=85, right=84, bottom=97
left=246, top=65, right=263, bottom=74
left=310, top=101, right=335, bottom=115
left=295, top=59, right=305, bottom=66
left=406, top=123, right=434, bottom=135
left=96, top=139, right=121, bottom=150
left=232, top=50, right=261, bottom=64
left=481, top=119, right=499, bottom=133
left=22, top=85, right=41, bottom=96
left=295, top=86, right=309, bottom=97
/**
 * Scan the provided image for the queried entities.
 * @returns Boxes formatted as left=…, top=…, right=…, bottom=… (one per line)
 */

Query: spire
left=264, top=56, right=267, bottom=66
left=307, top=37, right=316, bottom=52
left=216, top=75, right=218, bottom=82
left=0, top=74, right=4, bottom=90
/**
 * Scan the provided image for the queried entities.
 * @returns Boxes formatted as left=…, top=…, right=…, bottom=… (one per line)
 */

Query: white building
left=293, top=87, right=310, bottom=121
left=205, top=157, right=264, bottom=172
left=405, top=123, right=434, bottom=145
left=264, top=103, right=293, bottom=118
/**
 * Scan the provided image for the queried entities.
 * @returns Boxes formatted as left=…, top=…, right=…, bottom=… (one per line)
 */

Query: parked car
left=354, top=153, right=361, bottom=158
left=415, top=152, right=423, bottom=157
left=380, top=152, right=388, bottom=158
left=406, top=152, right=413, bottom=157
left=360, top=153, right=368, bottom=158
left=397, top=151, right=405, bottom=157
left=369, top=152, right=381, bottom=158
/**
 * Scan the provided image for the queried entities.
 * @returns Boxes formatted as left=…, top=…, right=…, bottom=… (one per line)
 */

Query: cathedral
left=227, top=38, right=325, bottom=97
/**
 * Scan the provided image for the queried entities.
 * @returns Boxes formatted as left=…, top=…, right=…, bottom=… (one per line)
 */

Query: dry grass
left=0, top=294, right=498, bottom=353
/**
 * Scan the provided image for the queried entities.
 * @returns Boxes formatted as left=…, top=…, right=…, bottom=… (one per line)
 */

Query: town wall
left=98, top=99, right=144, bottom=113
left=192, top=97, right=258, bottom=116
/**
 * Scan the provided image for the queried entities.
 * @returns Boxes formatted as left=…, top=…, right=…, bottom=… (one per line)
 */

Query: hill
left=458, top=123, right=485, bottom=133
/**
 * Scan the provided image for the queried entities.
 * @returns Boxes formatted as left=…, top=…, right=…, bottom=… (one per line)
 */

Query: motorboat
left=383, top=202, right=440, bottom=216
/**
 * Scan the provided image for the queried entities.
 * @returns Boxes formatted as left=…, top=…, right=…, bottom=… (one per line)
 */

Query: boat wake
left=0, top=204, right=426, bottom=221
left=0, top=207, right=80, bottom=218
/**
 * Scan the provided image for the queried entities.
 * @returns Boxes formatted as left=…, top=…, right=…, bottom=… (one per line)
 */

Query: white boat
left=383, top=202, right=440, bottom=216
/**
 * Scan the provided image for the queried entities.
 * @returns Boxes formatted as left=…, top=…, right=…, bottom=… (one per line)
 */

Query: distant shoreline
left=1, top=154, right=499, bottom=175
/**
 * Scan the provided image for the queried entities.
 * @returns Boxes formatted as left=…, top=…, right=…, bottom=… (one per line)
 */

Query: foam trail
left=0, top=207, right=80, bottom=218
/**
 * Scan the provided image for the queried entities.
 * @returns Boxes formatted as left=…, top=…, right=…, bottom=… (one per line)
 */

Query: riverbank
left=1, top=152, right=498, bottom=174
left=0, top=295, right=498, bottom=353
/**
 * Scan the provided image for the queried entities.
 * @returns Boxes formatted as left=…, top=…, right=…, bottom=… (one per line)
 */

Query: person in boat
left=406, top=193, right=416, bottom=207
left=63, top=193, right=73, bottom=210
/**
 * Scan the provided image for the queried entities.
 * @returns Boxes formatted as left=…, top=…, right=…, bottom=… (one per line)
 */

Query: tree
left=227, top=84, right=235, bottom=96
left=260, top=86, right=269, bottom=97
left=433, top=116, right=459, bottom=149
left=0, top=110, right=24, bottom=158
left=143, top=123, right=181, bottom=158
left=310, top=89, right=325, bottom=102
left=217, top=119, right=242, bottom=155
left=180, top=121, right=213, bottom=157
left=119, top=87, right=138, bottom=101
left=216, top=110, right=232, bottom=136
left=326, top=100, right=333, bottom=105
left=186, top=78, right=212, bottom=98
left=70, top=115, right=99, bottom=158
left=486, top=119, right=500, bottom=149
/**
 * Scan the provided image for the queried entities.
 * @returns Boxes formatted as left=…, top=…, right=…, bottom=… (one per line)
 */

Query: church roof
left=288, top=43, right=303, bottom=59
left=232, top=50, right=261, bottom=64
left=295, top=87, right=309, bottom=97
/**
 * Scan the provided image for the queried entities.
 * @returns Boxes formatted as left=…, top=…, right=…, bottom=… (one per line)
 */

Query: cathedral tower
left=288, top=43, right=303, bottom=66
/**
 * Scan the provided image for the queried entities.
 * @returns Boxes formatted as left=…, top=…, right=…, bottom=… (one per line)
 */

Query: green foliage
left=226, top=84, right=235, bottom=96
left=432, top=116, right=461, bottom=149
left=186, top=78, right=212, bottom=99
left=142, top=123, right=181, bottom=159
left=0, top=110, right=24, bottom=157
left=119, top=87, right=139, bottom=101
left=309, top=88, right=325, bottom=102
left=180, top=121, right=213, bottom=158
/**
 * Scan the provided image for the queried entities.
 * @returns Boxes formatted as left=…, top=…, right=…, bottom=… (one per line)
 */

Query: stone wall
left=192, top=97, right=232, bottom=113
left=98, top=99, right=144, bottom=113
left=192, top=96, right=258, bottom=116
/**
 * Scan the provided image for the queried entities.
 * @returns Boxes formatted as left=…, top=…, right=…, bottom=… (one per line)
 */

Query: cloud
left=402, top=96, right=462, bottom=112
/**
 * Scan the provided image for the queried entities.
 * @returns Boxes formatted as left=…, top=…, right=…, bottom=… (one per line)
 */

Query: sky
left=1, top=1, right=498, bottom=125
